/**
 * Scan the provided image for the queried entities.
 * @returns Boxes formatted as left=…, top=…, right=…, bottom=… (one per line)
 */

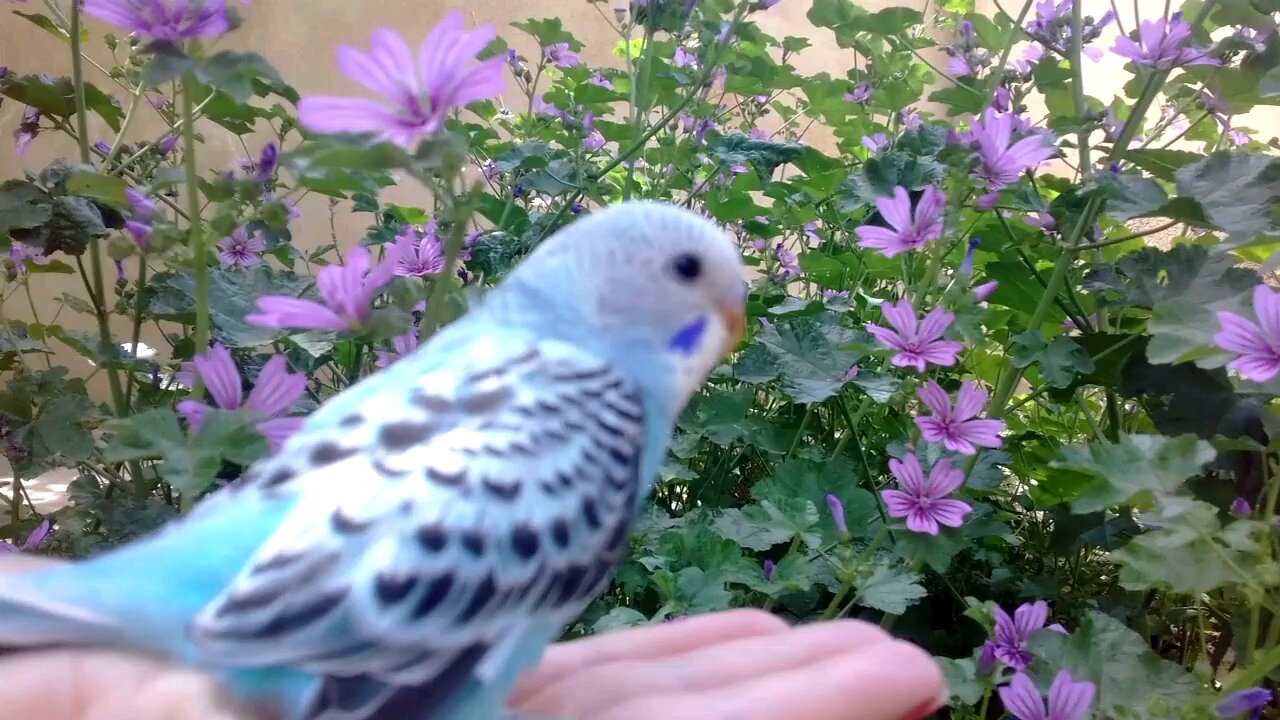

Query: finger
left=509, top=609, right=787, bottom=706
left=597, top=638, right=947, bottom=720
left=0, top=648, right=260, bottom=720
left=0, top=555, right=55, bottom=575
left=519, top=620, right=891, bottom=717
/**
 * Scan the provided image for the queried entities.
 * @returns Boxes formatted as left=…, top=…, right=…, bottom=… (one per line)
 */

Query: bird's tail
left=0, top=562, right=132, bottom=652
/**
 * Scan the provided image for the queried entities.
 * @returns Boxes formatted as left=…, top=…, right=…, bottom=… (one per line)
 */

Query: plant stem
left=422, top=186, right=482, bottom=336
left=1068, top=0, right=1091, bottom=178
left=71, top=2, right=131, bottom=440
left=123, top=259, right=149, bottom=407
left=1071, top=219, right=1181, bottom=251
left=181, top=72, right=209, bottom=359
left=986, top=0, right=1035, bottom=107
left=7, top=472, right=21, bottom=539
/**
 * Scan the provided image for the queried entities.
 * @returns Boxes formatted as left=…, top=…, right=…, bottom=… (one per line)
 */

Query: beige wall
left=0, top=0, right=1274, bottom=396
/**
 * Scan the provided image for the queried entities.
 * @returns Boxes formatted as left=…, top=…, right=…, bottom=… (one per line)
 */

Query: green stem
left=784, top=406, right=814, bottom=461
left=1068, top=0, right=1091, bottom=178
left=71, top=3, right=130, bottom=427
left=7, top=472, right=20, bottom=539
left=103, top=85, right=143, bottom=166
left=123, top=259, right=149, bottom=408
left=1071, top=219, right=1180, bottom=251
left=1225, top=640, right=1280, bottom=694
left=422, top=187, right=482, bottom=336
left=181, top=72, right=209, bottom=358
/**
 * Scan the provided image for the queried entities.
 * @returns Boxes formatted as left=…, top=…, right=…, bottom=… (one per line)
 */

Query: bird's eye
left=671, top=253, right=702, bottom=282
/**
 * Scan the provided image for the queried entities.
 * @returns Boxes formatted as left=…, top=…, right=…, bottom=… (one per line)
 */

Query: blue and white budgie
left=0, top=201, right=746, bottom=720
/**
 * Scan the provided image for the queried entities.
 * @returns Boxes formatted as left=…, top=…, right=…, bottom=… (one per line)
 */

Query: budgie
left=0, top=201, right=746, bottom=720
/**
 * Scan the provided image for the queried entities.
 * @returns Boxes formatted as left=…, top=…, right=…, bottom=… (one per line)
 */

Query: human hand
left=0, top=557, right=946, bottom=720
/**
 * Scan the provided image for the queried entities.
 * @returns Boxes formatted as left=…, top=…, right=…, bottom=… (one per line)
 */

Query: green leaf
left=680, top=387, right=753, bottom=446
left=712, top=498, right=820, bottom=551
left=755, top=316, right=863, bottom=403
left=1122, top=148, right=1203, bottom=180
left=196, top=51, right=288, bottom=102
left=1083, top=245, right=1260, bottom=310
left=140, top=43, right=196, bottom=88
left=104, top=408, right=186, bottom=463
left=892, top=528, right=967, bottom=572
left=1111, top=497, right=1262, bottom=593
left=1052, top=433, right=1216, bottom=512
left=12, top=10, right=85, bottom=42
left=1029, top=611, right=1206, bottom=720
left=1009, top=332, right=1095, bottom=388
left=65, top=171, right=128, bottom=207
left=1174, top=151, right=1280, bottom=237
left=592, top=607, right=648, bottom=633
left=141, top=266, right=312, bottom=349
left=856, top=560, right=926, bottom=614
left=1090, top=173, right=1169, bottom=221
left=0, top=180, right=53, bottom=235
left=937, top=657, right=984, bottom=706
left=707, top=133, right=805, bottom=184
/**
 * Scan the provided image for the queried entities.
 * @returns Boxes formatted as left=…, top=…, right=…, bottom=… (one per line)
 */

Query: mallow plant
left=1, top=0, right=1279, bottom=717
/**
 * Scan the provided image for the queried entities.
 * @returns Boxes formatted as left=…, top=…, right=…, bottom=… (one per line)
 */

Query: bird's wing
left=188, top=334, right=648, bottom=720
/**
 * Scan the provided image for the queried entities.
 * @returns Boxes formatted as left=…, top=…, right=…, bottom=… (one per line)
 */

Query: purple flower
left=1112, top=15, right=1219, bottom=69
left=532, top=94, right=561, bottom=117
left=1215, top=285, right=1280, bottom=382
left=255, top=142, right=278, bottom=182
left=14, top=107, right=40, bottom=156
left=841, top=365, right=859, bottom=381
left=992, top=600, right=1063, bottom=670
left=544, top=42, right=580, bottom=68
left=176, top=344, right=306, bottom=451
left=971, top=108, right=1056, bottom=189
left=247, top=245, right=400, bottom=332
left=999, top=670, right=1096, bottom=720
left=673, top=46, right=697, bottom=68
left=915, top=380, right=1005, bottom=455
left=1008, top=43, right=1045, bottom=74
left=298, top=14, right=505, bottom=150
left=973, top=280, right=1000, bottom=302
left=762, top=559, right=777, bottom=581
left=93, top=140, right=112, bottom=155
left=900, top=108, right=922, bottom=130
left=948, top=54, right=974, bottom=77
left=975, top=191, right=1000, bottom=211
left=126, top=188, right=157, bottom=222
left=802, top=222, right=821, bottom=246
left=587, top=70, right=616, bottom=91
left=826, top=494, right=848, bottom=534
left=216, top=226, right=266, bottom=268
left=1025, top=211, right=1056, bottom=232
left=823, top=289, right=850, bottom=301
left=157, top=133, right=178, bottom=156
left=861, top=133, right=889, bottom=153
left=855, top=185, right=945, bottom=258
left=0, top=519, right=52, bottom=554
left=506, top=50, right=528, bottom=78
left=1232, top=497, right=1252, bottom=516
left=774, top=243, right=800, bottom=278
left=1228, top=129, right=1251, bottom=146
left=865, top=299, right=964, bottom=372
left=844, top=82, right=871, bottom=102
left=994, top=85, right=1012, bottom=112
left=125, top=221, right=152, bottom=250
left=375, top=325, right=421, bottom=368
left=393, top=223, right=445, bottom=277
left=7, top=241, right=43, bottom=274
left=959, top=237, right=979, bottom=278
left=978, top=641, right=999, bottom=673
left=83, top=0, right=230, bottom=42
left=881, top=453, right=972, bottom=535
left=1216, top=688, right=1273, bottom=719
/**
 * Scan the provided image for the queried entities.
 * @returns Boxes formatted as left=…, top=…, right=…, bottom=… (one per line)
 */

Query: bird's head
left=495, top=201, right=746, bottom=413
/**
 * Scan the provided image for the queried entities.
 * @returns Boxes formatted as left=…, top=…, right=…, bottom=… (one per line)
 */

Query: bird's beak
left=719, top=302, right=746, bottom=356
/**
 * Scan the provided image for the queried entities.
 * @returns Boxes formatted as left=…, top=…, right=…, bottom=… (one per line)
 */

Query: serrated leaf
left=1112, top=497, right=1260, bottom=593
left=1009, top=332, right=1095, bottom=388
left=1174, top=151, right=1280, bottom=238
left=712, top=498, right=820, bottom=551
left=755, top=316, right=863, bottom=403
left=856, top=561, right=926, bottom=614
left=1053, top=434, right=1216, bottom=512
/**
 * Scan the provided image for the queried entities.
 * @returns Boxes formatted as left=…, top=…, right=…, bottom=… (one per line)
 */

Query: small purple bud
left=994, top=85, right=1011, bottom=113
left=1108, top=161, right=1122, bottom=174
left=959, top=237, right=980, bottom=278
left=125, top=188, right=156, bottom=221
left=93, top=140, right=112, bottom=155
left=1232, top=497, right=1252, bottom=516
left=0, top=66, right=9, bottom=79
left=763, top=559, right=776, bottom=581
left=157, top=133, right=178, bottom=156
left=973, top=280, right=999, bottom=302
left=125, top=220, right=152, bottom=250
left=960, top=20, right=974, bottom=43
left=256, top=142, right=278, bottom=181
left=21, top=518, right=52, bottom=551
left=114, top=259, right=127, bottom=282
left=826, top=494, right=848, bottom=535
left=513, top=182, right=526, bottom=198
left=570, top=202, right=584, bottom=215
left=978, top=640, right=998, bottom=673
left=975, top=191, right=1000, bottom=211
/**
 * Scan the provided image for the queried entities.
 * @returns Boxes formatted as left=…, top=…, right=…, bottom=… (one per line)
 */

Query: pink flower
left=1214, top=284, right=1280, bottom=382
left=855, top=185, right=946, bottom=258
left=673, top=46, right=697, bottom=68
left=970, top=108, right=1056, bottom=189
left=1025, top=212, right=1056, bottom=232
left=375, top=325, right=420, bottom=368
left=588, top=70, right=615, bottom=90
left=973, top=280, right=1000, bottom=302
left=861, top=133, right=889, bottom=153
left=176, top=344, right=307, bottom=451
left=216, top=226, right=266, bottom=268
left=247, top=245, right=400, bottom=332
left=844, top=82, right=871, bottom=102
left=865, top=299, right=964, bottom=372
left=544, top=42, right=580, bottom=68
left=915, top=380, right=1005, bottom=455
left=393, top=223, right=445, bottom=277
left=774, top=243, right=800, bottom=278
left=881, top=453, right=972, bottom=535
left=0, top=518, right=52, bottom=554
left=1112, top=14, right=1218, bottom=69
left=297, top=14, right=505, bottom=150
left=83, top=0, right=230, bottom=42
left=999, top=670, right=1096, bottom=720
